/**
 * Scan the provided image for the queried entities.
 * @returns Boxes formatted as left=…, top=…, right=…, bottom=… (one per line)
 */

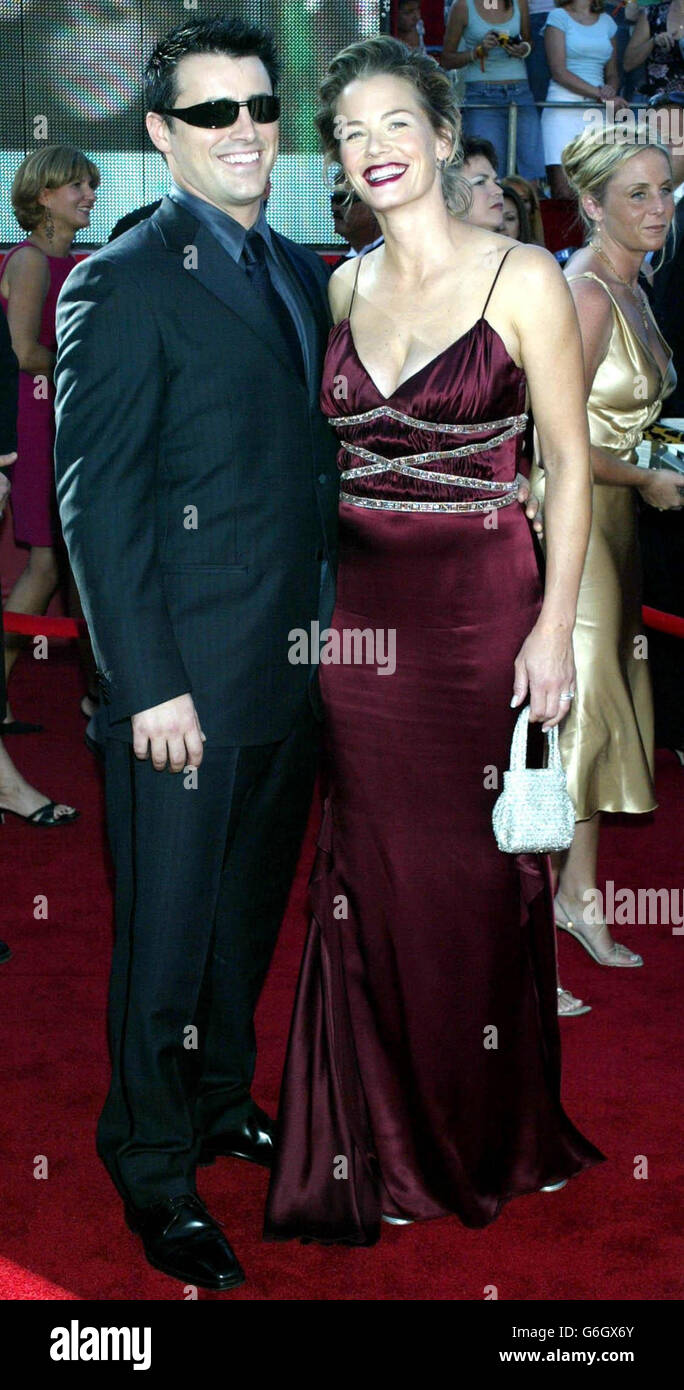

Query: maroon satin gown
left=264, top=250, right=604, bottom=1245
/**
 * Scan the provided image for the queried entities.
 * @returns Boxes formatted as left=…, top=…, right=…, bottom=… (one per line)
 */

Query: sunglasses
left=156, top=95, right=280, bottom=128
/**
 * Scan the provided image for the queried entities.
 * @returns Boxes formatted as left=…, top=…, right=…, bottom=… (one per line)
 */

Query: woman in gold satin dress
left=531, top=124, right=682, bottom=997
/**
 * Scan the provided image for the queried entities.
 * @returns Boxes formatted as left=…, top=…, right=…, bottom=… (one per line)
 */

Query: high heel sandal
left=0, top=801, right=79, bottom=827
left=557, top=985, right=591, bottom=1017
left=555, top=895, right=643, bottom=968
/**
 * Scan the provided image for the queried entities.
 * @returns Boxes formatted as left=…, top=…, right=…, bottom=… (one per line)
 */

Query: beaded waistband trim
left=341, top=459, right=519, bottom=488
left=338, top=420, right=525, bottom=470
left=331, top=405, right=526, bottom=513
left=328, top=406, right=528, bottom=435
left=339, top=490, right=519, bottom=514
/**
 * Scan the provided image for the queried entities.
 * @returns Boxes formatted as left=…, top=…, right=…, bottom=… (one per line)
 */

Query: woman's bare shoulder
left=4, top=243, right=50, bottom=288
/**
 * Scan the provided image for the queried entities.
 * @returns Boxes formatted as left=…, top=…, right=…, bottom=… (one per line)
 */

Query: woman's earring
left=436, top=157, right=447, bottom=172
left=44, top=207, right=55, bottom=243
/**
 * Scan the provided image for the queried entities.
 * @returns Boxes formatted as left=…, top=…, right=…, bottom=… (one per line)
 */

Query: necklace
left=590, top=241, right=651, bottom=333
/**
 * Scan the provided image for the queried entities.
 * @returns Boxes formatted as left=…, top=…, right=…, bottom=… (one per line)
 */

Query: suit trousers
left=96, top=701, right=318, bottom=1207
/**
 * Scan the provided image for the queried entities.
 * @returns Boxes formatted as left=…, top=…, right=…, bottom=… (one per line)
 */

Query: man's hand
left=0, top=464, right=12, bottom=518
left=515, top=472, right=543, bottom=536
left=131, top=693, right=206, bottom=772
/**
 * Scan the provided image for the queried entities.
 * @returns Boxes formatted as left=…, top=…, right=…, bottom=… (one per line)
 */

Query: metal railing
left=462, top=99, right=658, bottom=177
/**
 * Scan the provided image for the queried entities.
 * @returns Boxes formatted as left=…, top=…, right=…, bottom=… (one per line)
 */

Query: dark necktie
left=241, top=229, right=306, bottom=382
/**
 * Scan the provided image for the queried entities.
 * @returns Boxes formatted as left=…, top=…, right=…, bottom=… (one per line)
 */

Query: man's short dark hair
left=461, top=136, right=498, bottom=172
left=145, top=13, right=280, bottom=118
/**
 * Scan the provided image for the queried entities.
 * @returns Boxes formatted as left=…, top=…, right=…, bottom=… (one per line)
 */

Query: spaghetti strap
left=346, top=253, right=364, bottom=326
left=481, top=245, right=517, bottom=318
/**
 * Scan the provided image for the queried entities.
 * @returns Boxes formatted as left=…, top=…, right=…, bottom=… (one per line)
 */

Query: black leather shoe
left=198, top=1105, right=275, bottom=1169
left=124, top=1193, right=245, bottom=1291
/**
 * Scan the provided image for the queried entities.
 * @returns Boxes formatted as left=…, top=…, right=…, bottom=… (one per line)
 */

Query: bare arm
left=605, top=37, right=620, bottom=94
left=518, top=0, right=532, bottom=47
left=545, top=26, right=603, bottom=99
left=4, top=247, right=55, bottom=378
left=509, top=247, right=593, bottom=728
left=442, top=0, right=496, bottom=69
left=623, top=11, right=654, bottom=72
left=570, top=275, right=684, bottom=509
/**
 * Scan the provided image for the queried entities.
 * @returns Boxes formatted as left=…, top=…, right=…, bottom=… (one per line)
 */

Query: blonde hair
left=316, top=35, right=472, bottom=219
left=562, top=122, right=673, bottom=234
left=11, top=146, right=100, bottom=232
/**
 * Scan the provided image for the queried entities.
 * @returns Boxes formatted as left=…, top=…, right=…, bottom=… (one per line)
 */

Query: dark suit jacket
left=54, top=196, right=339, bottom=746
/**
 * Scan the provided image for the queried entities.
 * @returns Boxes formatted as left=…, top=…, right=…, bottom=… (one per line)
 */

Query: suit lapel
left=153, top=197, right=303, bottom=385
left=275, top=234, right=332, bottom=406
left=153, top=197, right=332, bottom=403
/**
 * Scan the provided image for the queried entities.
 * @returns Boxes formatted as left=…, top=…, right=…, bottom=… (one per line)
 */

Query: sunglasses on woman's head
left=156, top=95, right=280, bottom=128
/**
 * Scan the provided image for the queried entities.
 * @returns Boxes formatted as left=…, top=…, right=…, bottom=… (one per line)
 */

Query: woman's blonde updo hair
left=11, top=145, right=100, bottom=232
left=316, top=36, right=472, bottom=219
left=562, top=122, right=673, bottom=235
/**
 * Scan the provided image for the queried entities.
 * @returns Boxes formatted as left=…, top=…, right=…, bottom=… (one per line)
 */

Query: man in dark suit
left=54, top=16, right=338, bottom=1291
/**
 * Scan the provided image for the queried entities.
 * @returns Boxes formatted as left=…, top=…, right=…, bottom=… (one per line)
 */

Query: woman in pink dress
left=264, top=37, right=604, bottom=1246
left=1, top=145, right=98, bottom=733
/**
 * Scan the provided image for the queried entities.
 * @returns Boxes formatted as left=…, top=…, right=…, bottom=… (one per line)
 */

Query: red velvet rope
left=3, top=607, right=684, bottom=639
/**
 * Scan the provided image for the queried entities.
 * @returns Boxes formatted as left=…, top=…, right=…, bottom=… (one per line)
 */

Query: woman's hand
left=598, top=84, right=617, bottom=101
left=515, top=472, right=543, bottom=536
left=654, top=30, right=675, bottom=52
left=511, top=620, right=576, bottom=731
left=638, top=467, right=684, bottom=511
left=482, top=30, right=500, bottom=50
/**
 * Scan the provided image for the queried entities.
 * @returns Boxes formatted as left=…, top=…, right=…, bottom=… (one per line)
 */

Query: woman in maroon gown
left=264, top=37, right=604, bottom=1246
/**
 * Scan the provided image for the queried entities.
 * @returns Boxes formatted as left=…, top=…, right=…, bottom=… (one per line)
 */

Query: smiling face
left=335, top=73, right=452, bottom=215
left=587, top=147, right=674, bottom=254
left=462, top=155, right=503, bottom=231
left=146, top=52, right=279, bottom=226
left=39, top=175, right=97, bottom=234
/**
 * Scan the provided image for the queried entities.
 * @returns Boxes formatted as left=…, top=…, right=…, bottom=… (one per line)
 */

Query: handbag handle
left=509, top=704, right=562, bottom=773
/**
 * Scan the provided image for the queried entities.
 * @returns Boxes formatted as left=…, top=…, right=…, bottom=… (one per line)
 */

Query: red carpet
left=1, top=648, right=682, bottom=1301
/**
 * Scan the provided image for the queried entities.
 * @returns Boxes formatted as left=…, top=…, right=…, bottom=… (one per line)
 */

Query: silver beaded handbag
left=492, top=705, right=576, bottom=854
